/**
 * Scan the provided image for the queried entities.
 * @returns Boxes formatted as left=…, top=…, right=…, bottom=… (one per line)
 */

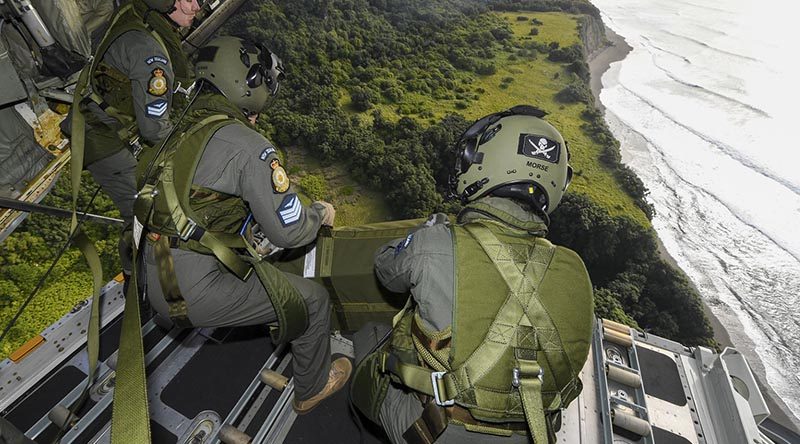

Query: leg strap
left=152, top=235, right=193, bottom=328
left=516, top=359, right=549, bottom=443
left=402, top=402, right=448, bottom=444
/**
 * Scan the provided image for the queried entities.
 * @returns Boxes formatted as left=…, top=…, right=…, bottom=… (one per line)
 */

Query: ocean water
left=590, top=0, right=800, bottom=419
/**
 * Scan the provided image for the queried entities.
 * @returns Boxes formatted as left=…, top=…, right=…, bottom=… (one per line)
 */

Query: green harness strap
left=461, top=222, right=558, bottom=443
left=141, top=111, right=308, bottom=343
left=381, top=221, right=558, bottom=443
left=67, top=4, right=183, bottom=443
left=111, top=238, right=151, bottom=444
left=65, top=71, right=104, bottom=441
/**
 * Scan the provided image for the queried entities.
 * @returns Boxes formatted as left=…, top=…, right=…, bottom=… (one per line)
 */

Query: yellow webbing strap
left=111, top=242, right=150, bottom=443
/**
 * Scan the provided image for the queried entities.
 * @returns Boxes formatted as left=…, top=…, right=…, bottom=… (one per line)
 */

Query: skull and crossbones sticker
left=517, top=134, right=560, bottom=163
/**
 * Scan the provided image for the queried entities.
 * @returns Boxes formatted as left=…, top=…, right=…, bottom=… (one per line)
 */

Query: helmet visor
left=246, top=64, right=265, bottom=88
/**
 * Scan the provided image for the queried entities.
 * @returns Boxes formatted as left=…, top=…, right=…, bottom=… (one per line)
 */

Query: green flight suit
left=142, top=95, right=333, bottom=400
left=372, top=196, right=593, bottom=443
left=77, top=0, right=191, bottom=273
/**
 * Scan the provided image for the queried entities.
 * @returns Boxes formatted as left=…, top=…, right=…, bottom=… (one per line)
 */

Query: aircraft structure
left=0, top=2, right=797, bottom=444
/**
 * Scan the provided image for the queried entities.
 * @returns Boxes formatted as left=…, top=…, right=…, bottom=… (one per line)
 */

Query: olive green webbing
left=144, top=108, right=308, bottom=343
left=111, top=243, right=150, bottom=444
left=247, top=258, right=309, bottom=344
left=66, top=6, right=142, bottom=442
left=456, top=222, right=556, bottom=442
left=153, top=237, right=192, bottom=328
left=168, top=115, right=252, bottom=279
left=516, top=360, right=547, bottom=444
left=64, top=232, right=102, bottom=422
left=385, top=222, right=558, bottom=441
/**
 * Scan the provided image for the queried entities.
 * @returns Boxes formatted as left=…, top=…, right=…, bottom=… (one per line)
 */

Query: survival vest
left=75, top=0, right=192, bottom=166
left=132, top=93, right=309, bottom=343
left=352, top=216, right=594, bottom=443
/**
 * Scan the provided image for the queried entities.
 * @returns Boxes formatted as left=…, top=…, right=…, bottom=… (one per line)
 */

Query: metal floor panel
left=160, top=326, right=274, bottom=421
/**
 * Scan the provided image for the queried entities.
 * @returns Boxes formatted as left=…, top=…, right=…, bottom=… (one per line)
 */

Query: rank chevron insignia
left=146, top=99, right=168, bottom=118
left=277, top=194, right=302, bottom=226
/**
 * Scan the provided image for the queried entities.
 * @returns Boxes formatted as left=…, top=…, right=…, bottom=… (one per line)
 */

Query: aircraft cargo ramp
left=2, top=277, right=794, bottom=444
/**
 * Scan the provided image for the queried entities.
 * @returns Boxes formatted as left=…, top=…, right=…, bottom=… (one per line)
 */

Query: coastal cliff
left=578, top=14, right=606, bottom=55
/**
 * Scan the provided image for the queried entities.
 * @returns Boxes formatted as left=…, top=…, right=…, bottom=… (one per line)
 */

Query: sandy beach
left=587, top=26, right=800, bottom=434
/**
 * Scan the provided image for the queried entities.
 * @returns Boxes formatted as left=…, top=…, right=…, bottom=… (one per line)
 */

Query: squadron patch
left=148, top=68, right=168, bottom=96
left=259, top=146, right=276, bottom=161
left=145, top=55, right=169, bottom=65
left=145, top=99, right=168, bottom=118
left=276, top=194, right=302, bottom=226
left=270, top=158, right=290, bottom=193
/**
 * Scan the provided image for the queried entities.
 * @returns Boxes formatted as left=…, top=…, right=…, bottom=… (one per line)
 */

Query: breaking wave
left=661, top=29, right=761, bottom=63
left=592, top=0, right=800, bottom=422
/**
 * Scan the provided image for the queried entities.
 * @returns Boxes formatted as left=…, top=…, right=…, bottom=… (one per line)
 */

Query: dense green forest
left=0, top=0, right=714, bottom=357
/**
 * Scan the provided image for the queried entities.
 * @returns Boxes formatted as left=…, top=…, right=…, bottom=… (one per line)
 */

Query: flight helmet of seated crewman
left=449, top=104, right=573, bottom=224
left=193, top=35, right=286, bottom=118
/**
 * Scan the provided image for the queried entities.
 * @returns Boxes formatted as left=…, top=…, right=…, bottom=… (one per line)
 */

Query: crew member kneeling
left=135, top=36, right=349, bottom=414
left=352, top=106, right=594, bottom=443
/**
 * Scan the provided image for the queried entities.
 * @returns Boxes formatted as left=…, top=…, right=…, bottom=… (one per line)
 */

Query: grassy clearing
left=283, top=145, right=392, bottom=226
left=350, top=11, right=649, bottom=226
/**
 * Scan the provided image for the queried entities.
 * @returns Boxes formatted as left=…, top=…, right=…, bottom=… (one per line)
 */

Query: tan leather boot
left=292, top=357, right=352, bottom=415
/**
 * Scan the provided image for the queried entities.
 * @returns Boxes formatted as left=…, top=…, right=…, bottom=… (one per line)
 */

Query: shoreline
left=587, top=26, right=800, bottom=433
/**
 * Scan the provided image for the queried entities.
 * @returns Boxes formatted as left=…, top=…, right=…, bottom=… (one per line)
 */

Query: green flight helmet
left=194, top=36, right=286, bottom=116
left=450, top=105, right=573, bottom=215
left=142, top=0, right=177, bottom=13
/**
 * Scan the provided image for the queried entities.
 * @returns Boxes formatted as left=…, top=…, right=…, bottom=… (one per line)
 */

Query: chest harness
left=353, top=216, right=593, bottom=443
left=71, top=0, right=192, bottom=168
left=133, top=93, right=309, bottom=343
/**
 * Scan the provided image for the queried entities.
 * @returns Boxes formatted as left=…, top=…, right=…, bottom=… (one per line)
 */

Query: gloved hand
left=315, top=201, right=336, bottom=226
left=423, top=213, right=450, bottom=227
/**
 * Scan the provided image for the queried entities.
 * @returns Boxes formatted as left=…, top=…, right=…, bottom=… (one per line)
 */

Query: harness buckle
left=430, top=372, right=454, bottom=406
left=512, top=366, right=544, bottom=388
left=179, top=219, right=198, bottom=242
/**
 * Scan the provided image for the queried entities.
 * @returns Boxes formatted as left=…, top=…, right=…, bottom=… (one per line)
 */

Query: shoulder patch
left=395, top=233, right=414, bottom=256
left=277, top=193, right=302, bottom=226
left=145, top=99, right=168, bottom=118
left=270, top=158, right=290, bottom=194
left=145, top=55, right=169, bottom=65
left=148, top=68, right=168, bottom=96
left=259, top=146, right=276, bottom=161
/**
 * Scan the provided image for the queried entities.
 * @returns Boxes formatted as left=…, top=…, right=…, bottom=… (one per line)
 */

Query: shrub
left=350, top=86, right=376, bottom=111
left=566, top=60, right=589, bottom=82
left=299, top=174, right=327, bottom=201
left=475, top=62, right=497, bottom=75
left=555, top=83, right=591, bottom=103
